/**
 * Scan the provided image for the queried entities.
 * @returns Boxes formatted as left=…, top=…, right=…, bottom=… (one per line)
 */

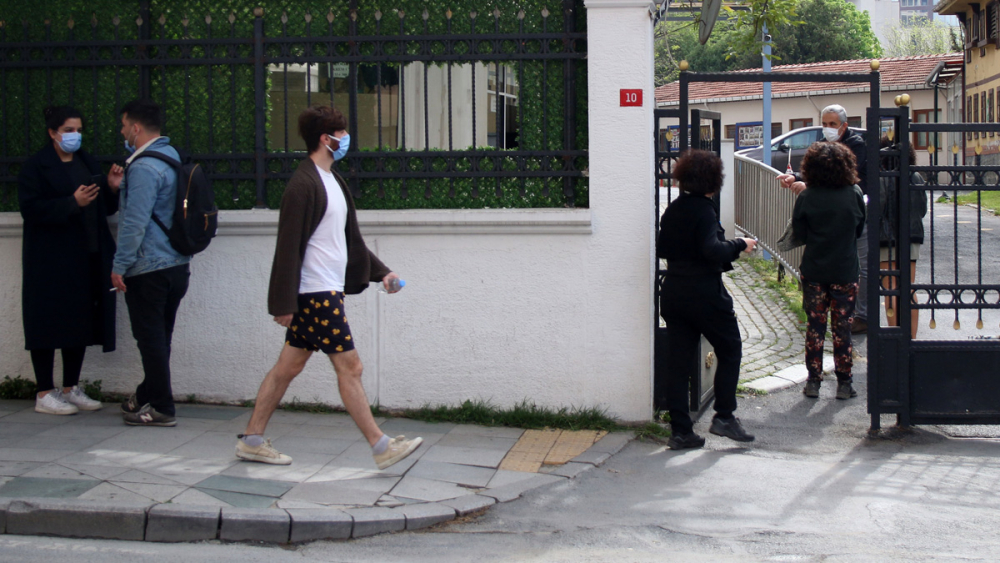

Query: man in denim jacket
left=110, top=100, right=191, bottom=427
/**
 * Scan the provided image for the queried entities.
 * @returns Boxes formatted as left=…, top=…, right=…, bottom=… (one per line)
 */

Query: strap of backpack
left=129, top=151, right=182, bottom=237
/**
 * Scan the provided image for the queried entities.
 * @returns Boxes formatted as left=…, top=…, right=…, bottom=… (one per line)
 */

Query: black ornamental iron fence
left=0, top=0, right=588, bottom=211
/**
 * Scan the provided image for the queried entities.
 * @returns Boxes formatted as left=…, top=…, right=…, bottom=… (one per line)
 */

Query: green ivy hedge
left=1, top=0, right=588, bottom=211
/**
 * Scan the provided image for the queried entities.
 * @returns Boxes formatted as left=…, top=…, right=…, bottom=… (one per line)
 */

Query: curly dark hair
left=672, top=149, right=723, bottom=196
left=879, top=134, right=916, bottom=170
left=801, top=142, right=858, bottom=188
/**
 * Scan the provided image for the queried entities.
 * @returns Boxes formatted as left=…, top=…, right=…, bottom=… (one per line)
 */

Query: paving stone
left=20, top=464, right=95, bottom=480
left=281, top=479, right=391, bottom=506
left=287, top=508, right=353, bottom=542
left=446, top=425, right=525, bottom=440
left=478, top=474, right=564, bottom=503
left=109, top=469, right=185, bottom=486
left=170, top=488, right=233, bottom=508
left=0, top=461, right=41, bottom=477
left=6, top=498, right=149, bottom=540
left=268, top=436, right=355, bottom=456
left=344, top=506, right=405, bottom=537
left=422, top=445, right=509, bottom=468
left=198, top=488, right=276, bottom=509
left=167, top=432, right=247, bottom=462
left=220, top=507, right=290, bottom=543
left=90, top=428, right=204, bottom=455
left=397, top=502, right=456, bottom=530
left=0, top=448, right=78, bottom=463
left=0, top=476, right=100, bottom=499
left=174, top=404, right=248, bottom=420
left=146, top=503, right=220, bottom=542
left=0, top=498, right=10, bottom=532
left=406, top=460, right=496, bottom=488
left=569, top=450, right=612, bottom=466
left=486, top=469, right=544, bottom=488
left=744, top=375, right=797, bottom=393
left=548, top=462, right=593, bottom=478
left=390, top=475, right=477, bottom=502
left=435, top=433, right=520, bottom=450
left=77, top=483, right=156, bottom=504
left=221, top=453, right=335, bottom=483
left=439, top=494, right=496, bottom=516
left=111, top=481, right=187, bottom=502
left=379, top=419, right=455, bottom=436
left=195, top=475, right=294, bottom=498
left=58, top=462, right=131, bottom=480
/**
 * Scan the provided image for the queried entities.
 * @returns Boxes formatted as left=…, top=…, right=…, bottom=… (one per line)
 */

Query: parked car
left=736, top=126, right=866, bottom=173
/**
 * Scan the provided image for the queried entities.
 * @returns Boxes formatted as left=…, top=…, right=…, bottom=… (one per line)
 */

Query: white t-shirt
left=299, top=165, right=349, bottom=293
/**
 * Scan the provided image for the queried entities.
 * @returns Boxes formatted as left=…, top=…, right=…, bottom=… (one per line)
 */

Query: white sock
left=241, top=434, right=265, bottom=447
left=372, top=434, right=390, bottom=455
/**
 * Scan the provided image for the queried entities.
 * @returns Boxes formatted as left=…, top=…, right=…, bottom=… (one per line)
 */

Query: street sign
left=620, top=89, right=642, bottom=107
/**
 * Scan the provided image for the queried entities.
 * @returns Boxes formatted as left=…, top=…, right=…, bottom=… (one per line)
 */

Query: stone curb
left=0, top=433, right=634, bottom=544
left=743, top=357, right=836, bottom=393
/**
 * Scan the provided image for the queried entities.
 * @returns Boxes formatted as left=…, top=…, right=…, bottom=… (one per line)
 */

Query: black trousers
left=660, top=274, right=742, bottom=436
left=30, top=347, right=86, bottom=393
left=123, top=264, right=189, bottom=416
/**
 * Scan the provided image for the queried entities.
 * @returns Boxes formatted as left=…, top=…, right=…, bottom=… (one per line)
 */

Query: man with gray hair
left=778, top=104, right=870, bottom=333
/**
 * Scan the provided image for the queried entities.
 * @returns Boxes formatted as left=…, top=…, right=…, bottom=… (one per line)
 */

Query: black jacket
left=656, top=192, right=747, bottom=277
left=791, top=183, right=866, bottom=284
left=793, top=129, right=868, bottom=196
left=879, top=172, right=927, bottom=247
left=17, top=144, right=118, bottom=352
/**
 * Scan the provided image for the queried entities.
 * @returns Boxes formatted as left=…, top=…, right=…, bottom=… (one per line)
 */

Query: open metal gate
left=653, top=108, right=722, bottom=414
left=868, top=105, right=1000, bottom=429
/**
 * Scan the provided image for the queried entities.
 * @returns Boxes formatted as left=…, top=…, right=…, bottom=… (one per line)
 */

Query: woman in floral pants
left=790, top=142, right=867, bottom=400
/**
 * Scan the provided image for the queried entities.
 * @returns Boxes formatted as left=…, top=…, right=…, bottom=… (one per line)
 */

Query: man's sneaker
left=123, top=403, right=176, bottom=427
left=64, top=386, right=102, bottom=411
left=235, top=436, right=292, bottom=465
left=836, top=381, right=858, bottom=400
left=666, top=432, right=705, bottom=450
left=803, top=378, right=821, bottom=398
left=121, top=394, right=140, bottom=414
left=373, top=435, right=423, bottom=469
left=851, top=318, right=868, bottom=334
left=709, top=416, right=755, bottom=443
left=35, top=390, right=79, bottom=416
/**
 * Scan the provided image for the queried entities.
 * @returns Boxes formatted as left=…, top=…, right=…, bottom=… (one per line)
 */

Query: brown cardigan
left=268, top=159, right=391, bottom=316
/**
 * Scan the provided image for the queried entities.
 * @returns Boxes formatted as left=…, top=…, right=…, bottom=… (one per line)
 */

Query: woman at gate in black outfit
left=657, top=149, right=757, bottom=450
left=17, top=106, right=124, bottom=415
left=791, top=142, right=866, bottom=400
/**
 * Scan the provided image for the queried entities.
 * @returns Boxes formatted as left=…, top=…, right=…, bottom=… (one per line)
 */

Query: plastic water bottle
left=378, top=279, right=406, bottom=293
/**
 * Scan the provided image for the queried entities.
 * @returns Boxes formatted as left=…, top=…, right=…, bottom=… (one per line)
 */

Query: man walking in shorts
left=235, top=105, right=421, bottom=469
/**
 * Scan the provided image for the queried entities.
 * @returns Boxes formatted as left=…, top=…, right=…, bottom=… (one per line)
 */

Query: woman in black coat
left=17, top=106, right=123, bottom=415
left=656, top=150, right=757, bottom=450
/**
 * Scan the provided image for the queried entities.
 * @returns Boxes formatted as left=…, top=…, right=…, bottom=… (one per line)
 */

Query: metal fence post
left=348, top=0, right=361, bottom=197
left=253, top=7, right=267, bottom=208
left=139, top=0, right=151, bottom=99
left=562, top=0, right=576, bottom=207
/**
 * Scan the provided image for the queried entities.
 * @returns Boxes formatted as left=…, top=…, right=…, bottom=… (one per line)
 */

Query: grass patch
left=744, top=255, right=807, bottom=326
left=951, top=191, right=1000, bottom=214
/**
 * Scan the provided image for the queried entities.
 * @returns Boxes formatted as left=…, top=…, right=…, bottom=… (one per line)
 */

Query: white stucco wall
left=0, top=1, right=658, bottom=422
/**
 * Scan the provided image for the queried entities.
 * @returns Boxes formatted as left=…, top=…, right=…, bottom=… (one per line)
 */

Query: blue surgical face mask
left=327, top=133, right=350, bottom=161
left=123, top=126, right=138, bottom=154
left=59, top=131, right=82, bottom=153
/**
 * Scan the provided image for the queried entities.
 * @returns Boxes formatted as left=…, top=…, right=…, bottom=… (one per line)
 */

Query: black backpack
left=133, top=151, right=218, bottom=256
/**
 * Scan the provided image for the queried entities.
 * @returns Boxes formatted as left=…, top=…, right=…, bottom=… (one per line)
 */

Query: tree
left=879, top=19, right=963, bottom=57
left=657, top=0, right=883, bottom=85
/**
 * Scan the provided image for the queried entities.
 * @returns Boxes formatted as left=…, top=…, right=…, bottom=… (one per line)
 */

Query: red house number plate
left=620, top=89, right=642, bottom=107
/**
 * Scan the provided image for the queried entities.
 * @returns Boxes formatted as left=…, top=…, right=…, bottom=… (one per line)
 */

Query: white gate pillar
left=583, top=0, right=657, bottom=417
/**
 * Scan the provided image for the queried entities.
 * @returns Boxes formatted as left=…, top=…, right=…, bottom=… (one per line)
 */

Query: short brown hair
left=801, top=142, right=858, bottom=188
left=298, top=105, right=347, bottom=153
left=672, top=149, right=723, bottom=196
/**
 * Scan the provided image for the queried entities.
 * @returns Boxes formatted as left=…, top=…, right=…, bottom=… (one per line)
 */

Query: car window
left=784, top=130, right=821, bottom=150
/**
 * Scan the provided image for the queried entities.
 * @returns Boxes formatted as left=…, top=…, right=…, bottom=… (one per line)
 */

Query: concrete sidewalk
left=0, top=402, right=630, bottom=543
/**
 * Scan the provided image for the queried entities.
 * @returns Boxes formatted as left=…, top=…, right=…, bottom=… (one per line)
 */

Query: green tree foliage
left=880, top=19, right=963, bottom=57
left=657, top=0, right=883, bottom=85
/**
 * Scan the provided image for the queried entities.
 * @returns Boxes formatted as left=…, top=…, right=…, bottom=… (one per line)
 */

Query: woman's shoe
left=64, top=386, right=102, bottom=411
left=803, top=378, right=821, bottom=398
left=35, top=390, right=79, bottom=415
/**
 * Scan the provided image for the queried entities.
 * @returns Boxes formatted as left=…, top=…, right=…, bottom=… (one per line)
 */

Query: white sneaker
left=63, top=386, right=103, bottom=411
left=373, top=435, right=423, bottom=470
left=35, top=390, right=79, bottom=415
left=235, top=437, right=292, bottom=465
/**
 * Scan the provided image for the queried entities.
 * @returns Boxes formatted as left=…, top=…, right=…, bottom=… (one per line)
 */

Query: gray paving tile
left=547, top=462, right=593, bottom=478
left=331, top=441, right=424, bottom=475
left=435, top=433, right=519, bottom=451
left=196, top=475, right=294, bottom=497
left=445, top=425, right=524, bottom=439
left=198, top=488, right=277, bottom=509
left=479, top=474, right=565, bottom=502
left=169, top=488, right=232, bottom=507
left=407, top=460, right=496, bottom=488
left=175, top=404, right=249, bottom=420
left=10, top=435, right=111, bottom=452
left=487, top=469, right=549, bottom=488
left=211, top=420, right=299, bottom=438
left=0, top=411, right=77, bottom=425
left=276, top=499, right=330, bottom=509
left=420, top=445, right=507, bottom=468
left=0, top=448, right=77, bottom=463
left=379, top=419, right=455, bottom=436
left=76, top=482, right=155, bottom=504
left=104, top=469, right=184, bottom=485
left=269, top=436, right=355, bottom=456
left=267, top=411, right=356, bottom=426
left=222, top=453, right=334, bottom=482
left=34, top=424, right=128, bottom=441
left=305, top=465, right=383, bottom=483
left=389, top=476, right=476, bottom=502
left=0, top=476, right=100, bottom=498
left=0, top=422, right=61, bottom=438
left=0, top=400, right=32, bottom=411
left=281, top=480, right=390, bottom=506
left=439, top=494, right=496, bottom=516
left=90, top=428, right=204, bottom=454
left=284, top=424, right=367, bottom=440
left=20, top=464, right=95, bottom=480
left=110, top=481, right=187, bottom=502
left=0, top=461, right=42, bottom=477
left=167, top=431, right=244, bottom=461
left=129, top=455, right=237, bottom=485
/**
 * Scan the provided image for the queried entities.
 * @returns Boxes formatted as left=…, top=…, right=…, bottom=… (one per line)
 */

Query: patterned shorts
left=285, top=291, right=355, bottom=355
